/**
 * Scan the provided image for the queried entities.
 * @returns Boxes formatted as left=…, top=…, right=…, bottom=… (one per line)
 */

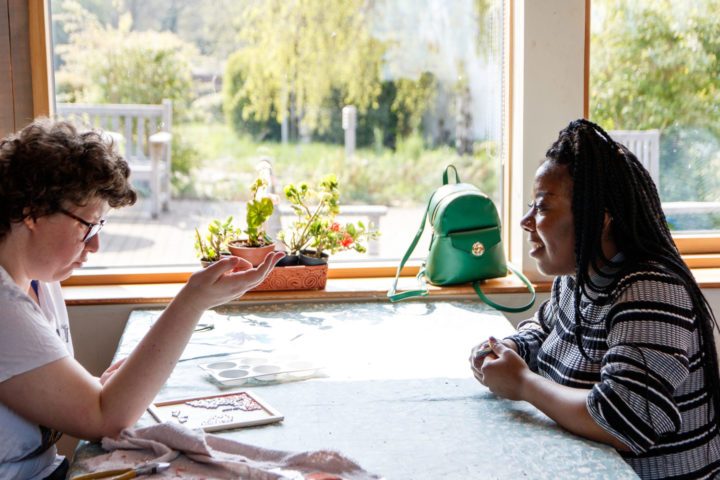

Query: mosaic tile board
left=147, top=391, right=283, bottom=432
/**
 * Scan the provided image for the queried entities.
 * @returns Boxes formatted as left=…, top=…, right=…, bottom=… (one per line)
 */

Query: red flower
left=341, top=232, right=353, bottom=248
left=330, top=222, right=340, bottom=232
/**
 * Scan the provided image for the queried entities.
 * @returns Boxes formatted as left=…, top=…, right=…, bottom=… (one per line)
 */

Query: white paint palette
left=200, top=355, right=322, bottom=387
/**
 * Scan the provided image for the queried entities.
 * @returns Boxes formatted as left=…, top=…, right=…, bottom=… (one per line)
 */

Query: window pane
left=51, top=0, right=505, bottom=268
left=590, top=0, right=720, bottom=233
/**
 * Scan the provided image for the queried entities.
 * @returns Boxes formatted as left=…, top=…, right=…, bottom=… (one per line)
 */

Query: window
left=48, top=0, right=506, bottom=270
left=13, top=1, right=713, bottom=286
left=590, top=0, right=720, bottom=240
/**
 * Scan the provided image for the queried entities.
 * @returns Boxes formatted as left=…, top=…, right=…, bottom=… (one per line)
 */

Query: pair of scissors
left=70, top=462, right=171, bottom=480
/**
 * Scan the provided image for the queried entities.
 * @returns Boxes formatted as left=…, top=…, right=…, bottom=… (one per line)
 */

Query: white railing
left=56, top=100, right=173, bottom=219
left=609, top=129, right=720, bottom=218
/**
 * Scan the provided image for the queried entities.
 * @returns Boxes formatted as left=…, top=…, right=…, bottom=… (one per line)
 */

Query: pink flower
left=341, top=232, right=353, bottom=248
left=330, top=222, right=340, bottom=232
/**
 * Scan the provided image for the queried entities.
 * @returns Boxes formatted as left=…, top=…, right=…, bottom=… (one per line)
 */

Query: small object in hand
left=474, top=345, right=494, bottom=359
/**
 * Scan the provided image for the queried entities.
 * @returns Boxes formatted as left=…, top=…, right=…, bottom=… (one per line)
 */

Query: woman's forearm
left=519, top=371, right=630, bottom=451
left=97, top=288, right=204, bottom=434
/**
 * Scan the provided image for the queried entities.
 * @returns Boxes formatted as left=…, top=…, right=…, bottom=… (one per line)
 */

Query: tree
left=53, top=0, right=202, bottom=186
left=591, top=0, right=720, bottom=205
left=54, top=0, right=196, bottom=109
left=591, top=0, right=720, bottom=136
left=223, top=51, right=282, bottom=141
left=224, top=0, right=386, bottom=140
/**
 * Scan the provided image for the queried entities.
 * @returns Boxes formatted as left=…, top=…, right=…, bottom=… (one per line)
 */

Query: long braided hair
left=545, top=118, right=720, bottom=424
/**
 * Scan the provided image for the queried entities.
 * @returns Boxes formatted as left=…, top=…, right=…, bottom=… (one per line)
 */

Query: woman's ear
left=22, top=209, right=37, bottom=232
left=603, top=210, right=612, bottom=235
left=600, top=211, right=618, bottom=259
left=601, top=211, right=615, bottom=243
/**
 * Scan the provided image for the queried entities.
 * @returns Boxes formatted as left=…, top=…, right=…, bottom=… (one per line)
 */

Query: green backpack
left=388, top=165, right=535, bottom=313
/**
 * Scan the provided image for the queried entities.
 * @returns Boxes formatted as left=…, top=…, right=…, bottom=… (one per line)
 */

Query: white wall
left=509, top=0, right=586, bottom=282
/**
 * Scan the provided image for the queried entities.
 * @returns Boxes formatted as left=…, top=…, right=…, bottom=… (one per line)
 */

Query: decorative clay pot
left=251, top=263, right=328, bottom=291
left=228, top=240, right=276, bottom=267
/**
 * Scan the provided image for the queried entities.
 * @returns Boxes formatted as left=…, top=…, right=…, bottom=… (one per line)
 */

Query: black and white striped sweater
left=510, top=268, right=720, bottom=480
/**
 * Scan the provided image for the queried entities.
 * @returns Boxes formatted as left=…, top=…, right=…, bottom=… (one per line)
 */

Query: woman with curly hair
left=470, top=119, right=720, bottom=479
left=0, top=118, right=283, bottom=479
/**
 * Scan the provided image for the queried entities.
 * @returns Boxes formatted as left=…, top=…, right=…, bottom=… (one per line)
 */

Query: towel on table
left=76, top=422, right=383, bottom=480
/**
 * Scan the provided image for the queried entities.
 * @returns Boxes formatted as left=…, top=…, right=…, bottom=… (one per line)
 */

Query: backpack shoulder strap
left=472, top=264, right=536, bottom=313
left=387, top=195, right=433, bottom=302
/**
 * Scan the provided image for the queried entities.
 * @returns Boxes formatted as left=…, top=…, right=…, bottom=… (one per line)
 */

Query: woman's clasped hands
left=469, top=336, right=531, bottom=401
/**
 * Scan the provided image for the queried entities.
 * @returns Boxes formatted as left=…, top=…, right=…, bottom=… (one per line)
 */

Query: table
left=72, top=300, right=638, bottom=479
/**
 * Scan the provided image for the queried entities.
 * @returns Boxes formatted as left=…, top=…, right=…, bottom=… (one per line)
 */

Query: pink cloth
left=77, top=423, right=383, bottom=480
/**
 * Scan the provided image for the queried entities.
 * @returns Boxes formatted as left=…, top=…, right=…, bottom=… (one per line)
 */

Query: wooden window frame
left=8, top=0, right=719, bottom=292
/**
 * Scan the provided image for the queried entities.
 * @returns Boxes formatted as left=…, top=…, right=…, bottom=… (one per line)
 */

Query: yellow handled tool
left=70, top=461, right=171, bottom=480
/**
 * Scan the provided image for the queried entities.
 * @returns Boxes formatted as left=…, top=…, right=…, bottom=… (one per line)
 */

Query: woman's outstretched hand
left=178, top=251, right=285, bottom=314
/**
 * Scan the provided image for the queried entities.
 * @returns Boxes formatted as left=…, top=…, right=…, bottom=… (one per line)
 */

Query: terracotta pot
left=228, top=240, right=276, bottom=267
left=251, top=263, right=329, bottom=291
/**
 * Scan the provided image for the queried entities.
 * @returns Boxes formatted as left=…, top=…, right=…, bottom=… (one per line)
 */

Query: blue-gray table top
left=76, top=300, right=638, bottom=479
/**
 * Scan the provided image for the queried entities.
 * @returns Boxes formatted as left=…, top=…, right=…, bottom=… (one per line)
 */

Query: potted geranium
left=279, top=174, right=380, bottom=266
left=194, top=216, right=240, bottom=266
left=228, top=177, right=277, bottom=266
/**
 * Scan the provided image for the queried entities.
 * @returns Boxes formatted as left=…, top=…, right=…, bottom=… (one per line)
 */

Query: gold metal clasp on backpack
left=472, top=242, right=485, bottom=256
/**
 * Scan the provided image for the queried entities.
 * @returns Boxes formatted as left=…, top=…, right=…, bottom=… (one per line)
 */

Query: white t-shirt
left=0, top=267, right=73, bottom=480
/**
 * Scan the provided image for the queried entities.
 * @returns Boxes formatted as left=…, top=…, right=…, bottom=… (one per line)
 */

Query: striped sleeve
left=509, top=278, right=561, bottom=373
left=586, top=272, right=693, bottom=454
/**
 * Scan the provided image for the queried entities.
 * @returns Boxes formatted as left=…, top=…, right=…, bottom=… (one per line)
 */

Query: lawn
left=174, top=122, right=501, bottom=207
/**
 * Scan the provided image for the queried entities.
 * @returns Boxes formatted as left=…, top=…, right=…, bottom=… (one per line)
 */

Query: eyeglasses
left=59, top=208, right=105, bottom=243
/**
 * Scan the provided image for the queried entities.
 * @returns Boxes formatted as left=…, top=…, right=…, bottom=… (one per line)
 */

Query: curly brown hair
left=0, top=117, right=137, bottom=238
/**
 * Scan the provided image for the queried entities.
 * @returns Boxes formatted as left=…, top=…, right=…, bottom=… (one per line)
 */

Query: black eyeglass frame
left=59, top=208, right=105, bottom=243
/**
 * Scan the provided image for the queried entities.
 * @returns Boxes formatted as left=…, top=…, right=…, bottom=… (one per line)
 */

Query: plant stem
left=195, top=227, right=209, bottom=261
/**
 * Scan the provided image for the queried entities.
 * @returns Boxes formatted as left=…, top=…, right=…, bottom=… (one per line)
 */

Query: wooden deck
left=84, top=198, right=426, bottom=268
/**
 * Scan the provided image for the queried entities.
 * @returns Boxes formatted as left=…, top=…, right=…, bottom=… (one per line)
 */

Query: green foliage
left=591, top=0, right=720, bottom=229
left=223, top=0, right=386, bottom=139
left=659, top=126, right=720, bottom=203
left=279, top=174, right=380, bottom=257
left=194, top=216, right=240, bottom=262
left=53, top=70, right=89, bottom=103
left=392, top=73, right=438, bottom=138
left=176, top=122, right=501, bottom=205
left=169, top=133, right=203, bottom=196
left=54, top=1, right=204, bottom=199
left=591, top=0, right=720, bottom=135
left=244, top=178, right=275, bottom=246
left=222, top=51, right=281, bottom=141
left=54, top=0, right=196, bottom=111
left=310, top=76, right=438, bottom=149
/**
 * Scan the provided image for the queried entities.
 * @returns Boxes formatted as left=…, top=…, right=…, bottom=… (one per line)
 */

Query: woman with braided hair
left=470, top=119, right=720, bottom=479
